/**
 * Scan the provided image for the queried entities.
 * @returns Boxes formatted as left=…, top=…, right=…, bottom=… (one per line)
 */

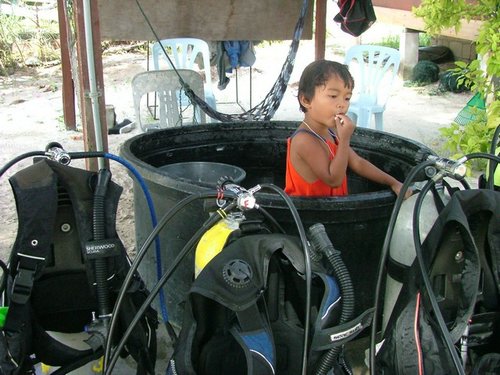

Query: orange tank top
left=284, top=129, right=348, bottom=197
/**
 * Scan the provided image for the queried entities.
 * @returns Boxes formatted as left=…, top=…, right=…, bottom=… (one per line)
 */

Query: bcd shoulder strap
left=7, top=160, right=58, bottom=306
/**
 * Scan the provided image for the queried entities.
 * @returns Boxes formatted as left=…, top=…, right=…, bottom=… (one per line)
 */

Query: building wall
left=433, top=36, right=477, bottom=63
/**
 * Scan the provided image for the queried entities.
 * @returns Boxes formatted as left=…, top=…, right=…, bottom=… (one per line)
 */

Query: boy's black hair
left=298, top=60, right=354, bottom=113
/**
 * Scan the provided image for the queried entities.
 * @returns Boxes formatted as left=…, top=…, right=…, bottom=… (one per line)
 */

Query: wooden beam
left=57, top=0, right=76, bottom=131
left=374, top=6, right=481, bottom=41
left=314, top=0, right=327, bottom=60
left=97, top=0, right=313, bottom=41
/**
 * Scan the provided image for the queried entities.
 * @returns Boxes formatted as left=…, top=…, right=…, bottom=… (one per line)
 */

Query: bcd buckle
left=10, top=254, right=44, bottom=304
left=10, top=268, right=35, bottom=304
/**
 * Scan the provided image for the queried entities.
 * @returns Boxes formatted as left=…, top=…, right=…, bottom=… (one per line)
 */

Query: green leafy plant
left=439, top=109, right=493, bottom=174
left=1, top=2, right=61, bottom=73
left=371, top=33, right=432, bottom=49
left=0, top=12, right=25, bottom=75
left=415, top=0, right=499, bottom=174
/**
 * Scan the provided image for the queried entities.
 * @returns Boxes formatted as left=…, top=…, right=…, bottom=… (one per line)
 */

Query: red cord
left=414, top=291, right=424, bottom=375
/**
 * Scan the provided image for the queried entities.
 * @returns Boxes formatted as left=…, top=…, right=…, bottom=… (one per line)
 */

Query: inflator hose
left=307, top=223, right=355, bottom=375
left=93, top=169, right=112, bottom=318
left=70, top=151, right=172, bottom=328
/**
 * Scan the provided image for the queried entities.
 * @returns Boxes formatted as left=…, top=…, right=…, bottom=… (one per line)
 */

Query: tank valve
left=218, top=180, right=260, bottom=210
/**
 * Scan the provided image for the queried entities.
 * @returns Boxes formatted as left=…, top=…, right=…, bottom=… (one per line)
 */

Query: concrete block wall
left=432, top=36, right=477, bottom=63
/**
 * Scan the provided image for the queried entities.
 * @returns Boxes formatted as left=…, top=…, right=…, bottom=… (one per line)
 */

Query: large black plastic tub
left=120, top=121, right=432, bottom=325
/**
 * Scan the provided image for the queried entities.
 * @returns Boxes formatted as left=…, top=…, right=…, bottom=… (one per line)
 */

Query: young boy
left=285, top=60, right=407, bottom=197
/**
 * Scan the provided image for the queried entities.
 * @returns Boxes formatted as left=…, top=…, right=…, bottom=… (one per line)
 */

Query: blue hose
left=103, top=152, right=170, bottom=324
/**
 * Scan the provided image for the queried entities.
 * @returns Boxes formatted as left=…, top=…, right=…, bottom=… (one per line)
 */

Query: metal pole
left=83, top=0, right=105, bottom=169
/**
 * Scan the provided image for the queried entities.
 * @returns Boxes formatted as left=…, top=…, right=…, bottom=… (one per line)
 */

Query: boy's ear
left=299, top=93, right=311, bottom=109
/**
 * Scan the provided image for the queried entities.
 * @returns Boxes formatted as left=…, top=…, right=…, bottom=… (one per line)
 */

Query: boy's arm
left=348, top=149, right=408, bottom=196
left=294, top=131, right=351, bottom=187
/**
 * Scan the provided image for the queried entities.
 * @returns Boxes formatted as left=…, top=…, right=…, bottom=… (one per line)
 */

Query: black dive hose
left=104, top=190, right=225, bottom=370
left=0, top=151, right=45, bottom=178
left=411, top=152, right=500, bottom=375
left=107, top=183, right=309, bottom=374
left=413, top=175, right=466, bottom=375
left=256, top=205, right=287, bottom=234
left=92, top=169, right=113, bottom=319
left=308, top=223, right=354, bottom=375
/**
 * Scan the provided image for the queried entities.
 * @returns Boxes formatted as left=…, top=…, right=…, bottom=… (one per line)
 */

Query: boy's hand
left=335, top=114, right=355, bottom=140
left=391, top=181, right=413, bottom=200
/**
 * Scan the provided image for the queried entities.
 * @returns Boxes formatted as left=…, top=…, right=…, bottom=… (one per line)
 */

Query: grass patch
left=371, top=33, right=433, bottom=49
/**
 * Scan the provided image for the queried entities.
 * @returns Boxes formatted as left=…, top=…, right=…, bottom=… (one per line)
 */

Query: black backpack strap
left=231, top=304, right=276, bottom=375
left=8, top=161, right=58, bottom=305
left=482, top=191, right=500, bottom=301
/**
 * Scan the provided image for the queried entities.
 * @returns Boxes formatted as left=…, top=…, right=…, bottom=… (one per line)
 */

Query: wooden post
left=73, top=0, right=109, bottom=171
left=314, top=0, right=327, bottom=60
left=57, top=0, right=76, bottom=131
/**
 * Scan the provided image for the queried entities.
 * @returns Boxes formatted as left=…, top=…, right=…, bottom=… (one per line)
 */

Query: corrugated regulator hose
left=93, top=168, right=112, bottom=318
left=308, top=223, right=355, bottom=375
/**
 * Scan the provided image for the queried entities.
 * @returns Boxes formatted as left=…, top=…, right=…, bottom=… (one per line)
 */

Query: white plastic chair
left=344, top=45, right=400, bottom=131
left=132, top=69, right=205, bottom=132
left=151, top=38, right=217, bottom=110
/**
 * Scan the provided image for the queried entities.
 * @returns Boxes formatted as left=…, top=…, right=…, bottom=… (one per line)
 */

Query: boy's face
left=302, top=74, right=352, bottom=128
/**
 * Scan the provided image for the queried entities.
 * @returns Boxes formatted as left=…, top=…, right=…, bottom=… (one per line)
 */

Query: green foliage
left=0, top=2, right=61, bottom=74
left=439, top=109, right=495, bottom=173
left=415, top=0, right=500, bottom=153
left=0, top=12, right=24, bottom=75
left=414, top=0, right=473, bottom=35
left=371, top=33, right=432, bottom=49
left=376, top=34, right=400, bottom=49
left=419, top=33, right=432, bottom=47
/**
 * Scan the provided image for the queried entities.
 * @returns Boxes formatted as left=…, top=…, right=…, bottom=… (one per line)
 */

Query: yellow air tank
left=194, top=213, right=243, bottom=278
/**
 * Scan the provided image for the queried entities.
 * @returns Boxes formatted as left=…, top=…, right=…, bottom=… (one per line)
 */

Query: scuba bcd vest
left=0, top=159, right=158, bottom=374
left=167, top=224, right=374, bottom=375
left=376, top=189, right=500, bottom=374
